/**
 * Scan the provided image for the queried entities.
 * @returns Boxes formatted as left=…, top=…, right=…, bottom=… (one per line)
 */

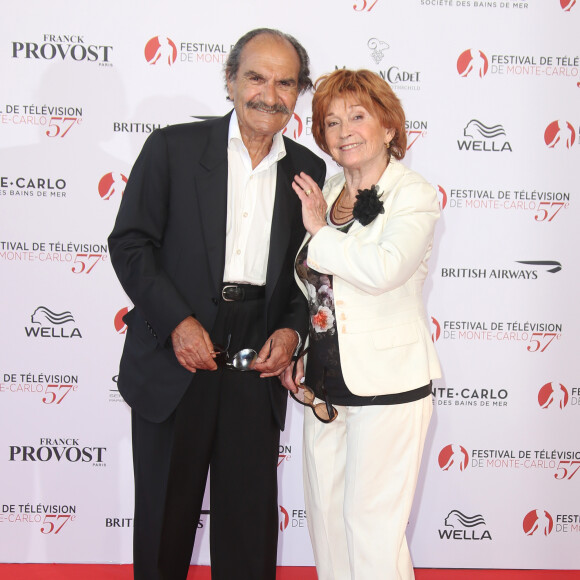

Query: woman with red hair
left=282, top=69, right=441, bottom=579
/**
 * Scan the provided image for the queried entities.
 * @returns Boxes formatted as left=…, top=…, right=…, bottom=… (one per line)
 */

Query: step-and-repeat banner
left=1, top=0, right=578, bottom=569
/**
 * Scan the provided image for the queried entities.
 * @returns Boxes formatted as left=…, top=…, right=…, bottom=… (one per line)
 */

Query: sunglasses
left=212, top=334, right=272, bottom=372
left=289, top=355, right=337, bottom=423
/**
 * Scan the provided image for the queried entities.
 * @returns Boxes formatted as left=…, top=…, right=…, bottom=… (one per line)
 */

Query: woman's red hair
left=311, top=69, right=407, bottom=160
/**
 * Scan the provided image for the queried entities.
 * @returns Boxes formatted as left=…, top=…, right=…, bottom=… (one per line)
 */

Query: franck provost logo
left=439, top=510, right=491, bottom=541
left=9, top=438, right=106, bottom=466
left=458, top=120, right=512, bottom=152
left=11, top=34, right=113, bottom=64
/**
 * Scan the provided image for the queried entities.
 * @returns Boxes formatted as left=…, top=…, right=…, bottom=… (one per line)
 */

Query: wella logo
left=25, top=307, right=82, bottom=338
left=438, top=510, right=492, bottom=540
left=458, top=119, right=512, bottom=152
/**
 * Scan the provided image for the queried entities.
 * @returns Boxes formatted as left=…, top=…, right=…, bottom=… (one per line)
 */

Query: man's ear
left=226, top=76, right=234, bottom=101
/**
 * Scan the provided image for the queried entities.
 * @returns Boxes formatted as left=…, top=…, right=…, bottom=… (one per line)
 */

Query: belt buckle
left=222, top=285, right=244, bottom=302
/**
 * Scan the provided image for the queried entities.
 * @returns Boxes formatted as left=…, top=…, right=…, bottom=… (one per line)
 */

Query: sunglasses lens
left=229, top=348, right=258, bottom=370
left=313, top=403, right=336, bottom=422
left=294, top=386, right=315, bottom=405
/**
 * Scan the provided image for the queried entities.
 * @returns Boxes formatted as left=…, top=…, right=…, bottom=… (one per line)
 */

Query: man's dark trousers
left=132, top=293, right=281, bottom=580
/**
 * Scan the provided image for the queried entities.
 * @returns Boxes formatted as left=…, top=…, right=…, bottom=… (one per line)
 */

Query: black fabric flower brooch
left=352, top=185, right=384, bottom=226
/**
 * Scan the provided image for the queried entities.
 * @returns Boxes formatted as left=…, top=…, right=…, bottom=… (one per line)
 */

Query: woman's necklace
left=331, top=186, right=355, bottom=225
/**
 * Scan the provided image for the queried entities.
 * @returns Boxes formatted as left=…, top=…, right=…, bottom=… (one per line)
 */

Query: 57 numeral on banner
left=534, top=202, right=569, bottom=222
left=72, top=253, right=107, bottom=274
left=40, top=514, right=76, bottom=535
left=45, top=116, right=82, bottom=138
left=353, top=0, right=378, bottom=11
left=42, top=384, right=78, bottom=405
left=554, top=461, right=580, bottom=481
left=527, top=332, right=561, bottom=352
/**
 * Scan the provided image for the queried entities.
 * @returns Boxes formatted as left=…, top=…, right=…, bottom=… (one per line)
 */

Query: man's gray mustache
left=245, top=101, right=290, bottom=115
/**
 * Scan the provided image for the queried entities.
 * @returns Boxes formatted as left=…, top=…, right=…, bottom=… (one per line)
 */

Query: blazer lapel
left=195, top=112, right=231, bottom=294
left=265, top=150, right=296, bottom=305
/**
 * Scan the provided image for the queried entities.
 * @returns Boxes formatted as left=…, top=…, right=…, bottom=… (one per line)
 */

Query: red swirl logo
left=282, top=113, right=303, bottom=140
left=438, top=444, right=469, bottom=472
left=114, top=307, right=129, bottom=335
left=457, top=49, right=489, bottom=78
left=544, top=121, right=576, bottom=149
left=279, top=506, right=289, bottom=531
left=98, top=172, right=127, bottom=200
left=523, top=510, right=553, bottom=536
left=538, top=382, right=568, bottom=409
left=144, top=36, right=177, bottom=66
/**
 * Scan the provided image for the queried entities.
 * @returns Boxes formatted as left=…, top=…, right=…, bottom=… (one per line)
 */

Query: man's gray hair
left=225, top=28, right=313, bottom=96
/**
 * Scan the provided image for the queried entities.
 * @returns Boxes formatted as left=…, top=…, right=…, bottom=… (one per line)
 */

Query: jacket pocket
left=371, top=322, right=418, bottom=350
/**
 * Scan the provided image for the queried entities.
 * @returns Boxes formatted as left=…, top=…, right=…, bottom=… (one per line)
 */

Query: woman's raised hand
left=292, top=172, right=327, bottom=236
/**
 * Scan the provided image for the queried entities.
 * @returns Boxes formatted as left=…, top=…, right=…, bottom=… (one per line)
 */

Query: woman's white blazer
left=295, top=158, right=442, bottom=396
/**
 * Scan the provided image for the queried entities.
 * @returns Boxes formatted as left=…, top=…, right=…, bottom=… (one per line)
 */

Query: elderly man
left=108, top=28, right=325, bottom=580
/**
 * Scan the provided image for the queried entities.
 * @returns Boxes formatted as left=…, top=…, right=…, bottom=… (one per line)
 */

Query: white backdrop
left=1, top=0, right=579, bottom=570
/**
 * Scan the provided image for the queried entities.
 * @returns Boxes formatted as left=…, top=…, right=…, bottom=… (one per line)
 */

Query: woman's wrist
left=308, top=222, right=326, bottom=237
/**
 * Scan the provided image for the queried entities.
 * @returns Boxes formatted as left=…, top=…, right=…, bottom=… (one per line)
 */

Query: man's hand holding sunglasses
left=171, top=316, right=217, bottom=373
left=253, top=328, right=299, bottom=378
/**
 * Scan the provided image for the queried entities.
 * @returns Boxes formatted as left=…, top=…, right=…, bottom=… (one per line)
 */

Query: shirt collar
left=228, top=109, right=286, bottom=171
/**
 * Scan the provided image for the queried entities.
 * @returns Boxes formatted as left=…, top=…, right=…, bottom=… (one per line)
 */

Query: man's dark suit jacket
left=108, top=111, right=326, bottom=429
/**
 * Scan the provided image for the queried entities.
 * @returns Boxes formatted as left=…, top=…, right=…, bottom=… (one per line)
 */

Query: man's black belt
left=221, top=283, right=266, bottom=302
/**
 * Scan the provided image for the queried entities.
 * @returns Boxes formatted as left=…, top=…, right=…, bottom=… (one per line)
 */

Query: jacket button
left=212, top=298, right=218, bottom=306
